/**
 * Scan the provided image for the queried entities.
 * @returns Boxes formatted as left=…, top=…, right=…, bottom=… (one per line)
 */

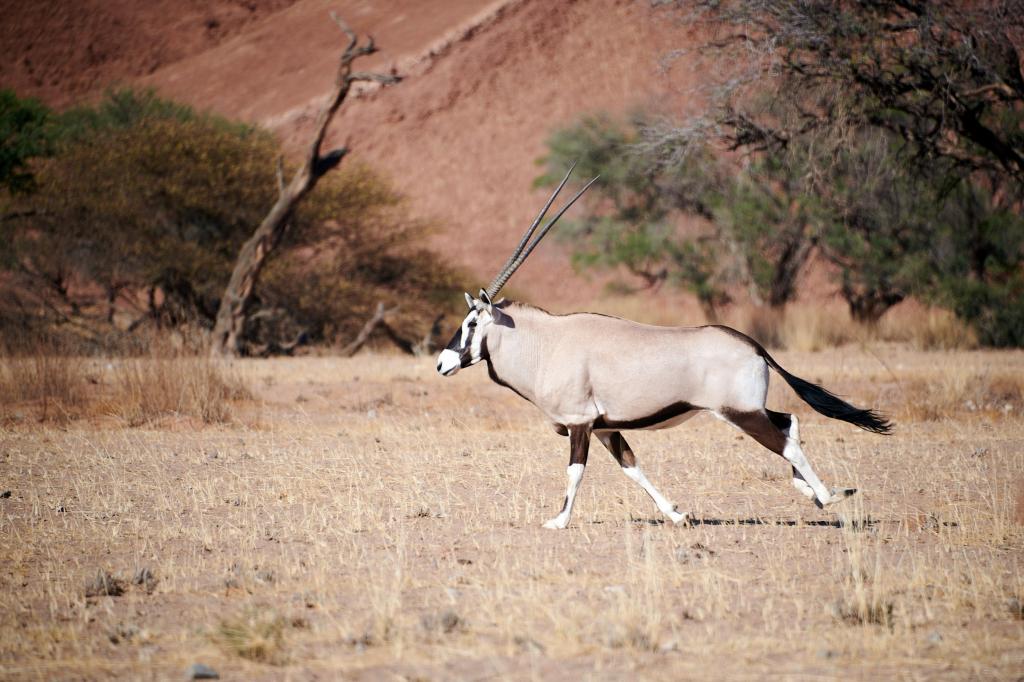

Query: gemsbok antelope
left=436, top=165, right=892, bottom=529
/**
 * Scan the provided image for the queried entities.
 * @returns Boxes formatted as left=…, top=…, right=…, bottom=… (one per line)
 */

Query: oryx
left=436, top=165, right=892, bottom=529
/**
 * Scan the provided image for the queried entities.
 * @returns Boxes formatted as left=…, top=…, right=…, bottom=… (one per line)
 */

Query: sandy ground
left=1, top=347, right=1022, bottom=679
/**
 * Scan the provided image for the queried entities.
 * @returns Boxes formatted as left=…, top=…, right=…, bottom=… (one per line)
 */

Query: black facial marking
left=444, top=328, right=463, bottom=352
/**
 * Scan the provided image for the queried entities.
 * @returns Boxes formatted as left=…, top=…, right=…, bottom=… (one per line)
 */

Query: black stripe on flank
left=594, top=402, right=700, bottom=430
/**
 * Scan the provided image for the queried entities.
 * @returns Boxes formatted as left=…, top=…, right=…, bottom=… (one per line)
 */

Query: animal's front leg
left=543, top=424, right=591, bottom=529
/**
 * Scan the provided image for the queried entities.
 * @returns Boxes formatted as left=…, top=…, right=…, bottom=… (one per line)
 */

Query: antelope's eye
left=468, top=321, right=477, bottom=328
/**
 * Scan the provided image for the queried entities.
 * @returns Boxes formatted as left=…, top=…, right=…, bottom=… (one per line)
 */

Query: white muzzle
left=436, top=349, right=461, bottom=376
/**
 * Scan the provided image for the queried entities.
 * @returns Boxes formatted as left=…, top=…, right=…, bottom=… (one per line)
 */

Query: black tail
left=763, top=352, right=893, bottom=435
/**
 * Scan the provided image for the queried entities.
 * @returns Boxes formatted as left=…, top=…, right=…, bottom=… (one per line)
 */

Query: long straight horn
left=484, top=173, right=599, bottom=299
left=484, top=162, right=578, bottom=299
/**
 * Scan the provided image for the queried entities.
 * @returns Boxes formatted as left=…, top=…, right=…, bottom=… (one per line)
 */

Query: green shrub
left=3, top=89, right=462, bottom=353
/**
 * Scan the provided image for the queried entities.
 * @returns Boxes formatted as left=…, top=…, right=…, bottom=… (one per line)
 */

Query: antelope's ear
left=478, top=289, right=494, bottom=313
left=464, top=292, right=474, bottom=310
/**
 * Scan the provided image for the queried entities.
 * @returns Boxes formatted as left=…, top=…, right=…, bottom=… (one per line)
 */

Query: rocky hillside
left=3, top=0, right=703, bottom=314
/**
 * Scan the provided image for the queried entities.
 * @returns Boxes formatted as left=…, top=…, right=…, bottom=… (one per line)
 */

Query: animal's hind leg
left=725, top=409, right=856, bottom=508
left=766, top=410, right=815, bottom=501
left=596, top=431, right=688, bottom=524
left=543, top=424, right=591, bottom=530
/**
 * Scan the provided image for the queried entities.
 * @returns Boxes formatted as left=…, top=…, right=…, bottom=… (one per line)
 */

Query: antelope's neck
left=483, top=305, right=546, bottom=404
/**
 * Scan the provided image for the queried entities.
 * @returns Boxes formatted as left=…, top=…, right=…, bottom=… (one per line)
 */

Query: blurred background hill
left=2, top=0, right=1021, bottom=354
left=3, top=0, right=691, bottom=309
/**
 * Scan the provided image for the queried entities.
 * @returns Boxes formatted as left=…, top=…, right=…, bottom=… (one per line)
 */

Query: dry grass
left=104, top=356, right=251, bottom=426
left=0, top=352, right=88, bottom=422
left=0, top=350, right=250, bottom=426
left=897, top=363, right=1023, bottom=422
left=214, top=608, right=288, bottom=665
left=722, top=302, right=980, bottom=353
left=0, top=349, right=1021, bottom=679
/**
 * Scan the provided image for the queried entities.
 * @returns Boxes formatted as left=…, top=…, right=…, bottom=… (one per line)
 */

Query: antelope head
left=436, top=163, right=598, bottom=376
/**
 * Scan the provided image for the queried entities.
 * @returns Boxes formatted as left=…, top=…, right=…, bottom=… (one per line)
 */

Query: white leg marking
left=543, top=463, right=585, bottom=530
left=782, top=415, right=855, bottom=507
left=623, top=467, right=688, bottom=524
left=792, top=468, right=816, bottom=500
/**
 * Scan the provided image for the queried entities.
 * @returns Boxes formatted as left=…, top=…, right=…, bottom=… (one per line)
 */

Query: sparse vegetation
left=214, top=608, right=288, bottom=665
left=1, top=352, right=1021, bottom=677
left=106, top=355, right=250, bottom=426
left=0, top=341, right=251, bottom=425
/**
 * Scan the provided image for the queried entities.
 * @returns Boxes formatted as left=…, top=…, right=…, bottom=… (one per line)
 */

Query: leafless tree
left=209, top=15, right=400, bottom=356
left=661, top=0, right=1023, bottom=184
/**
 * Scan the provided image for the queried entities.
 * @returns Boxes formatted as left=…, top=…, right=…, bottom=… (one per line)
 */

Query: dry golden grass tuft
left=0, top=349, right=1021, bottom=678
left=722, top=302, right=979, bottom=353
left=105, top=355, right=251, bottom=426
left=214, top=608, right=288, bottom=665
left=0, top=345, right=251, bottom=426
left=0, top=347, right=88, bottom=422
left=899, top=364, right=1023, bottom=422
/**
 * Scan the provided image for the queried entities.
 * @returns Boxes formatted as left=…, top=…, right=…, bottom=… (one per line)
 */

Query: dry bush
left=214, top=608, right=287, bottom=665
left=879, top=306, right=978, bottom=351
left=777, top=306, right=860, bottom=352
left=0, top=341, right=88, bottom=422
left=900, top=366, right=1023, bottom=422
left=728, top=305, right=858, bottom=351
left=105, top=355, right=250, bottom=426
left=833, top=498, right=897, bottom=629
left=726, top=303, right=981, bottom=352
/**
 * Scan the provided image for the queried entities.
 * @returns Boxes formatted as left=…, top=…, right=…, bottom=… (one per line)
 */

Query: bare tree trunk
left=341, top=303, right=390, bottom=357
left=340, top=302, right=416, bottom=357
left=209, top=15, right=399, bottom=357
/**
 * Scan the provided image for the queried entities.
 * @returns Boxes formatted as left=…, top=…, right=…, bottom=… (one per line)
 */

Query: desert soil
left=2, top=348, right=1022, bottom=679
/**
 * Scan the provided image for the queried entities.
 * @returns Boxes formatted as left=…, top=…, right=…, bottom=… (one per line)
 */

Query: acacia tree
left=672, top=0, right=1024, bottom=181
left=0, top=89, right=55, bottom=197
left=3, top=88, right=459, bottom=353
left=209, top=16, right=399, bottom=356
left=642, top=0, right=1024, bottom=340
left=538, top=115, right=731, bottom=320
left=539, top=114, right=822, bottom=320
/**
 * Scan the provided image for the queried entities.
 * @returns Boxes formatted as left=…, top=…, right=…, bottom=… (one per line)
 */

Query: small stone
left=817, top=648, right=836, bottom=659
left=927, top=631, right=943, bottom=644
left=657, top=637, right=680, bottom=653
left=1007, top=597, right=1023, bottom=619
left=186, top=663, right=219, bottom=679
left=0, top=490, right=11, bottom=499
left=440, top=610, right=461, bottom=633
